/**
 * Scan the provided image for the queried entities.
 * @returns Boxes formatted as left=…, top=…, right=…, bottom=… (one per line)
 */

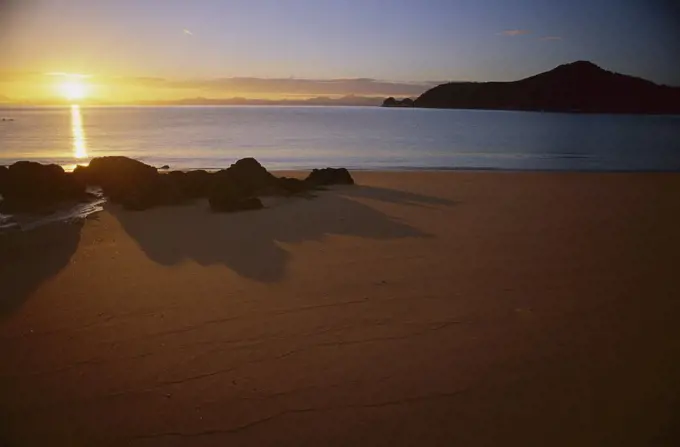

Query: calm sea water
left=1, top=106, right=679, bottom=171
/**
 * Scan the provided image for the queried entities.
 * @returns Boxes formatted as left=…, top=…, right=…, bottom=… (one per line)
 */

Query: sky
left=1, top=0, right=679, bottom=103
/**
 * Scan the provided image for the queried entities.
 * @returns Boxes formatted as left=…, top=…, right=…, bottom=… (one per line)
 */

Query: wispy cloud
left=540, top=36, right=562, bottom=41
left=183, top=29, right=193, bottom=36
left=0, top=71, right=92, bottom=82
left=500, top=29, right=530, bottom=36
left=45, top=72, right=92, bottom=78
left=0, top=71, right=439, bottom=98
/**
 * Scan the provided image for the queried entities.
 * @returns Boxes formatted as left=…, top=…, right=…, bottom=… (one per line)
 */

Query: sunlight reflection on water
left=70, top=104, right=87, bottom=160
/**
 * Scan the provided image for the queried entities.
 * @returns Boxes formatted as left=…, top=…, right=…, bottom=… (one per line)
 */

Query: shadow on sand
left=0, top=221, right=83, bottom=318
left=109, top=186, right=449, bottom=283
left=338, top=184, right=455, bottom=207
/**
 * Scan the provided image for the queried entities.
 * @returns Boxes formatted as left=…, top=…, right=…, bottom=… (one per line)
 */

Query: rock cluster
left=0, top=157, right=355, bottom=213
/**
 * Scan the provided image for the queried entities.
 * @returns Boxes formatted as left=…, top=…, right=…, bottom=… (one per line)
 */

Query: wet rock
left=0, top=161, right=88, bottom=213
left=84, top=156, right=158, bottom=202
left=305, top=167, right=355, bottom=186
left=159, top=165, right=170, bottom=170
left=81, top=156, right=187, bottom=210
left=71, top=164, right=90, bottom=185
left=213, top=158, right=278, bottom=196
left=208, top=158, right=278, bottom=212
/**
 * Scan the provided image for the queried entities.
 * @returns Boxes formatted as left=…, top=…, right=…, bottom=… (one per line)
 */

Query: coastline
left=4, top=164, right=680, bottom=173
left=3, top=166, right=680, bottom=233
left=2, top=170, right=679, bottom=445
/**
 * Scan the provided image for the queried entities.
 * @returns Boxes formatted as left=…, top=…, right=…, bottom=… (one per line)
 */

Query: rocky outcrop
left=382, top=97, right=415, bottom=108
left=0, top=162, right=89, bottom=213
left=305, top=168, right=355, bottom=186
left=2, top=156, right=356, bottom=214
left=74, top=156, right=184, bottom=210
left=208, top=158, right=279, bottom=212
left=277, top=177, right=310, bottom=194
left=213, top=158, right=278, bottom=195
left=414, top=61, right=680, bottom=114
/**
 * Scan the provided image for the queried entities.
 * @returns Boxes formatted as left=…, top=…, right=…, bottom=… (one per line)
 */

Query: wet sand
left=1, top=171, right=679, bottom=446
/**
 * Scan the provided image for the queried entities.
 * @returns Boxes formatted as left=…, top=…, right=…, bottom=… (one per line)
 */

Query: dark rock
left=0, top=161, right=88, bottom=213
left=73, top=156, right=193, bottom=210
left=117, top=179, right=186, bottom=211
left=213, top=158, right=278, bottom=195
left=277, top=177, right=310, bottom=194
left=415, top=60, right=680, bottom=114
left=159, top=165, right=170, bottom=170
left=208, top=158, right=278, bottom=212
left=167, top=170, right=215, bottom=198
left=72, top=164, right=89, bottom=185
left=382, top=97, right=414, bottom=108
left=84, top=156, right=159, bottom=203
left=382, top=97, right=397, bottom=107
left=82, top=156, right=184, bottom=210
left=305, top=168, right=355, bottom=186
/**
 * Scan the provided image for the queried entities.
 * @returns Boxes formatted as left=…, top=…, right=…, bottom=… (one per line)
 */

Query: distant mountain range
left=384, top=61, right=680, bottom=114
left=0, top=95, right=384, bottom=107
left=137, top=95, right=384, bottom=107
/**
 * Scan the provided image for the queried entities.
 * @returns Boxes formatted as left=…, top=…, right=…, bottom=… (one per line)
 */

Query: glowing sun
left=59, top=80, right=88, bottom=101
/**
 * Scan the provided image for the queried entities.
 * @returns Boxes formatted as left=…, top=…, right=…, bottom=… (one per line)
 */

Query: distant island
left=382, top=97, right=415, bottom=108
left=383, top=61, right=680, bottom=114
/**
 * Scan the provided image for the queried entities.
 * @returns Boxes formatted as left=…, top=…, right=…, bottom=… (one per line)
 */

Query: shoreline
left=3, top=163, right=680, bottom=173
left=3, top=103, right=680, bottom=115
left=2, top=168, right=680, bottom=232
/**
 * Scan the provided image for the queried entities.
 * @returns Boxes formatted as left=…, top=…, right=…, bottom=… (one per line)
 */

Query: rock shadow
left=0, top=221, right=83, bottom=318
left=109, top=188, right=435, bottom=283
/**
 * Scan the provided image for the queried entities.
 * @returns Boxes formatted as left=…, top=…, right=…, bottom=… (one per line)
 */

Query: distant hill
left=402, top=61, right=680, bottom=114
left=382, top=97, right=415, bottom=107
left=0, top=95, right=385, bottom=107
left=135, top=95, right=384, bottom=107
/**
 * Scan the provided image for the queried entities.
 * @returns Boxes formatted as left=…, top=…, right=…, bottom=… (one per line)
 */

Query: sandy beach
left=1, top=170, right=679, bottom=446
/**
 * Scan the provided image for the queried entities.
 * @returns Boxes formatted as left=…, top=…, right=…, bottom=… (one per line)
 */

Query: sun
left=59, top=80, right=88, bottom=101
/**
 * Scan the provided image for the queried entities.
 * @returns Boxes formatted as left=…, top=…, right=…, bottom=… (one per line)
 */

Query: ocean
left=1, top=105, right=680, bottom=172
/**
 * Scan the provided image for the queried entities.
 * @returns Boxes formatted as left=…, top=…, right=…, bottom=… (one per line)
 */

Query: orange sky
left=0, top=72, right=435, bottom=104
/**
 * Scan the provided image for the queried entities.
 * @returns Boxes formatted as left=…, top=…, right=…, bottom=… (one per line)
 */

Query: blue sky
left=1, top=0, right=679, bottom=101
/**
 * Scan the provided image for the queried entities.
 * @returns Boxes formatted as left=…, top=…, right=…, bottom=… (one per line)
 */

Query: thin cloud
left=0, top=71, right=437, bottom=98
left=45, top=72, right=92, bottom=78
left=540, top=36, right=563, bottom=41
left=500, top=29, right=530, bottom=36
left=183, top=29, right=193, bottom=36
left=0, top=71, right=91, bottom=82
